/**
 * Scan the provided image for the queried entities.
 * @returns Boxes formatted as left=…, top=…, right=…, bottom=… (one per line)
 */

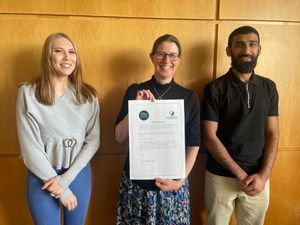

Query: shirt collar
left=227, top=68, right=258, bottom=86
left=151, top=75, right=175, bottom=88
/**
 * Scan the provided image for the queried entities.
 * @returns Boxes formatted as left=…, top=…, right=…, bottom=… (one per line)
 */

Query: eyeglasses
left=154, top=51, right=180, bottom=61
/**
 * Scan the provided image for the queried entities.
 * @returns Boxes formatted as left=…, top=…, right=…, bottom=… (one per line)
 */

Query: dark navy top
left=202, top=68, right=279, bottom=177
left=115, top=76, right=201, bottom=190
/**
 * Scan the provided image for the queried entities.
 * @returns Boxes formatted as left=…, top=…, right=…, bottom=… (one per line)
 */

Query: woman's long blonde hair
left=32, top=32, right=97, bottom=105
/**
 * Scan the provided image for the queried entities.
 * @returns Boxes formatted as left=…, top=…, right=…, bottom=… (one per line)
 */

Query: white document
left=128, top=100, right=185, bottom=180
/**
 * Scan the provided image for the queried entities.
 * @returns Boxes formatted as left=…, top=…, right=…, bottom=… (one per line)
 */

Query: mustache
left=238, top=54, right=255, bottom=59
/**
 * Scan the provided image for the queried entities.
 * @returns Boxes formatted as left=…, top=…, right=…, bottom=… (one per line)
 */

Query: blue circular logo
left=139, top=110, right=149, bottom=121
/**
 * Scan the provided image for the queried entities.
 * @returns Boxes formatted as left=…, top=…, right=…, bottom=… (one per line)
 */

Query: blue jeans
left=27, top=164, right=91, bottom=225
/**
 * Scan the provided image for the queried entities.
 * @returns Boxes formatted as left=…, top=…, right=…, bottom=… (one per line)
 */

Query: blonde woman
left=16, top=33, right=100, bottom=225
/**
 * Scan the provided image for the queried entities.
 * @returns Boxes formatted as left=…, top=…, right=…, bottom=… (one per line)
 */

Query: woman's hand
left=155, top=178, right=184, bottom=191
left=42, top=177, right=65, bottom=198
left=136, top=89, right=156, bottom=101
left=62, top=193, right=78, bottom=211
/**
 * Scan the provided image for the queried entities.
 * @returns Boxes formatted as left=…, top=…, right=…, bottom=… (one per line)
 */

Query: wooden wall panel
left=0, top=16, right=214, bottom=155
left=219, top=0, right=300, bottom=21
left=266, top=150, right=300, bottom=225
left=87, top=155, right=126, bottom=225
left=0, top=158, right=32, bottom=225
left=189, top=153, right=207, bottom=225
left=0, top=0, right=216, bottom=19
left=1, top=0, right=300, bottom=225
left=216, top=22, right=300, bottom=149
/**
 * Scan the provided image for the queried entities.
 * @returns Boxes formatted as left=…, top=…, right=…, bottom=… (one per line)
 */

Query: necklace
left=151, top=83, right=172, bottom=99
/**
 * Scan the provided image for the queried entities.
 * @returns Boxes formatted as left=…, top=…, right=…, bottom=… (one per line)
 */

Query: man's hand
left=241, top=173, right=267, bottom=196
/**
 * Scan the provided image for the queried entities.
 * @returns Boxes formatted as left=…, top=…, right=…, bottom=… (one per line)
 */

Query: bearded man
left=201, top=26, right=279, bottom=225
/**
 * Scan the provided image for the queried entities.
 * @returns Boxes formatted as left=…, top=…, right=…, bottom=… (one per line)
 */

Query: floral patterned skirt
left=116, top=171, right=190, bottom=225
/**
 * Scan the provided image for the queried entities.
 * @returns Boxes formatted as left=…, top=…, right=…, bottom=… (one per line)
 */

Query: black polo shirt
left=202, top=68, right=279, bottom=177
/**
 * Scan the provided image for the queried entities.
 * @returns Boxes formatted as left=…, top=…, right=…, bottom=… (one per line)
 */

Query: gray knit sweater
left=16, top=84, right=100, bottom=201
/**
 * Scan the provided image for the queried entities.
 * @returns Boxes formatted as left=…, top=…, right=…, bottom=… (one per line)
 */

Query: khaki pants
left=204, top=170, right=269, bottom=225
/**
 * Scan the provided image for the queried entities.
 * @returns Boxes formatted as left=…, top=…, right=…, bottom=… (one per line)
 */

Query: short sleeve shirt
left=202, top=69, right=279, bottom=177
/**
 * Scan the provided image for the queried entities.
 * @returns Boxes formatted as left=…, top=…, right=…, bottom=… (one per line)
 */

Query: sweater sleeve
left=56, top=97, right=100, bottom=189
left=16, top=85, right=58, bottom=181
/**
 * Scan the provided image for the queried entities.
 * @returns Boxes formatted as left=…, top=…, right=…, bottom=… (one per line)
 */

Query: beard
left=231, top=54, right=258, bottom=73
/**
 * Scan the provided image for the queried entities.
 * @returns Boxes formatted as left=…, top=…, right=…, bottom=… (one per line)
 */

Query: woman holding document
left=114, top=34, right=200, bottom=225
